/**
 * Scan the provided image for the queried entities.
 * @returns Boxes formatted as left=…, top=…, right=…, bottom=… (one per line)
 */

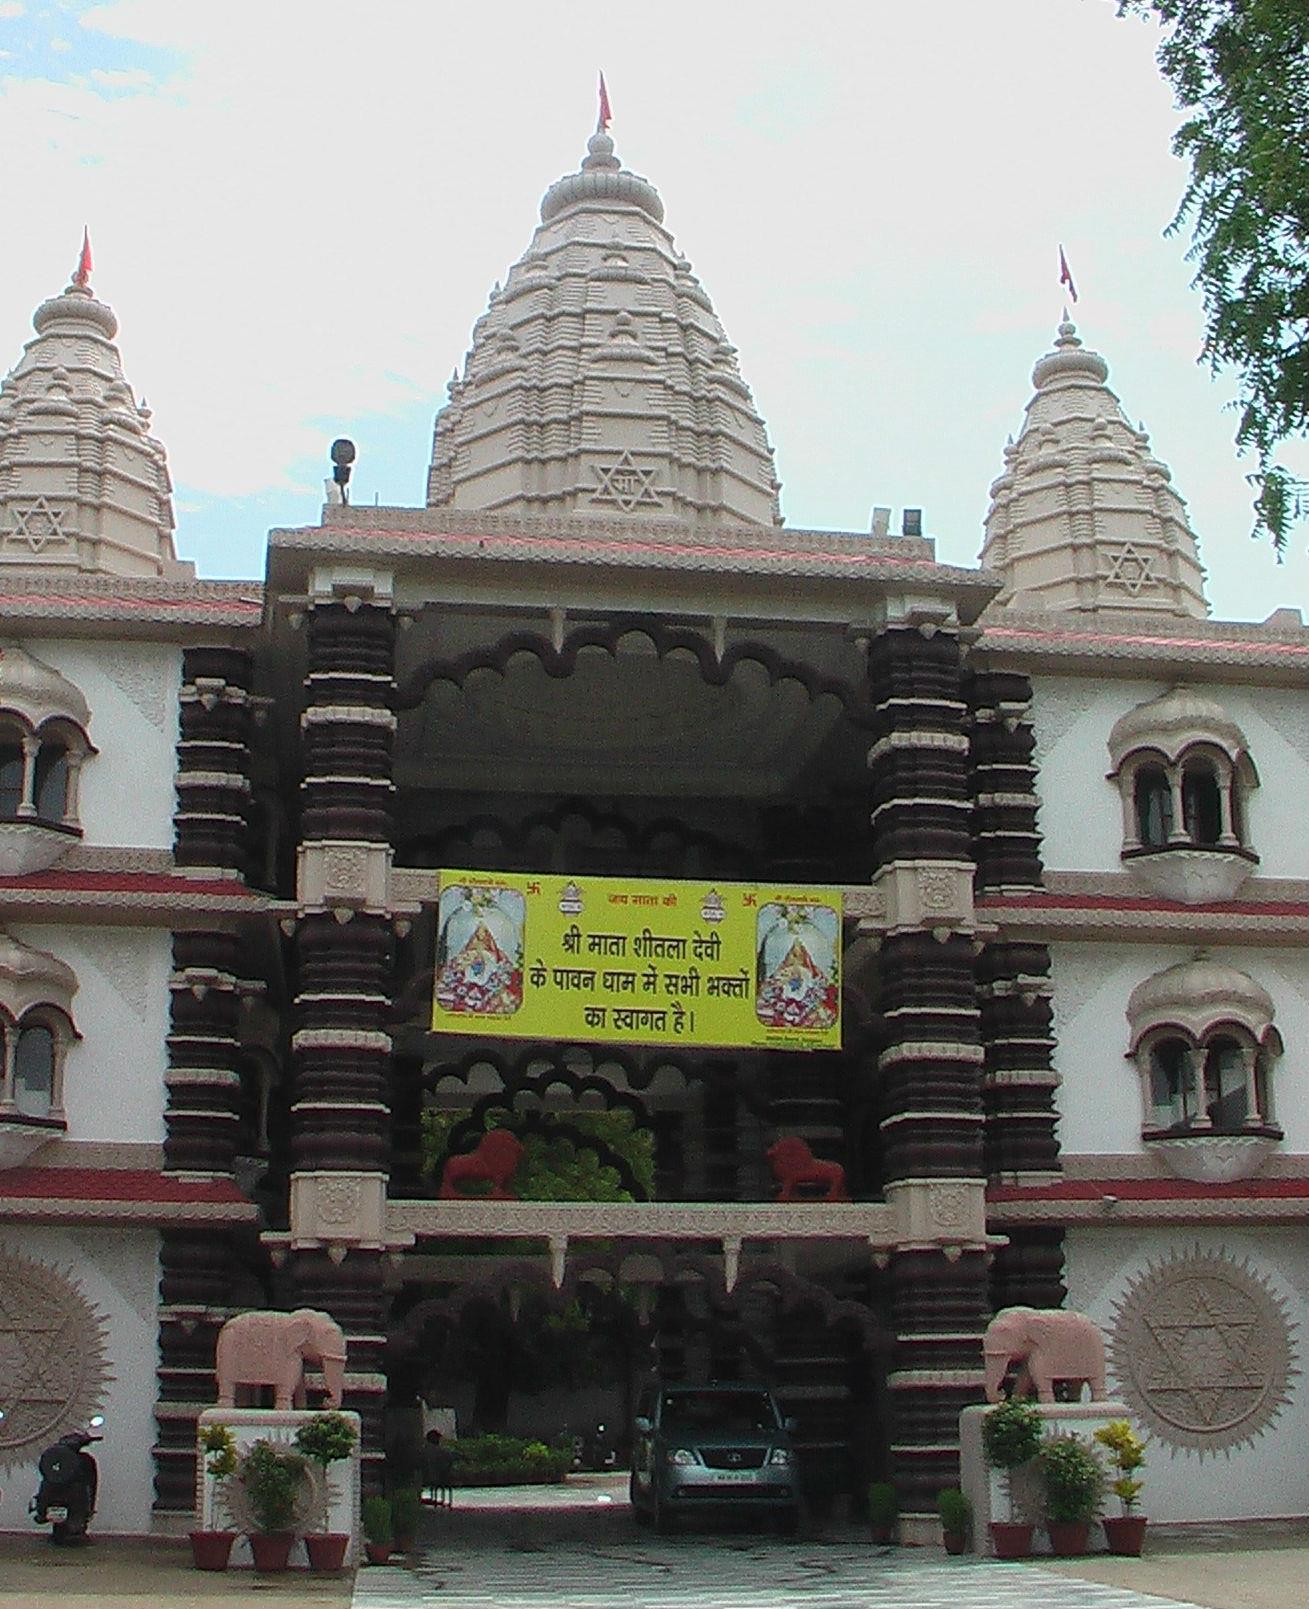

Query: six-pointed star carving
left=1138, top=1279, right=1265, bottom=1428
left=7, top=497, right=69, bottom=553
left=1103, top=542, right=1157, bottom=595
left=591, top=451, right=662, bottom=512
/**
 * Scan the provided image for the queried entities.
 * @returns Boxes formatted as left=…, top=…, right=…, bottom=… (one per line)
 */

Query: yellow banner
left=432, top=871, right=842, bottom=1051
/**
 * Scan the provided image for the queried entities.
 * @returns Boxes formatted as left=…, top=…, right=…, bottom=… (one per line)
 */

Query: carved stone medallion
left=1108, top=1250, right=1298, bottom=1454
left=0, top=1251, right=113, bottom=1466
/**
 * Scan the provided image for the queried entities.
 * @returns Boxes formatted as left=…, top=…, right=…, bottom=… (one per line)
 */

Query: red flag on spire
left=73, top=227, right=93, bottom=289
left=1058, top=244, right=1078, bottom=304
left=597, top=72, right=612, bottom=133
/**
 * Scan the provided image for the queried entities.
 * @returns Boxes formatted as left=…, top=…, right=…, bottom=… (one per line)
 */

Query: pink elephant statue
left=215, top=1309, right=347, bottom=1409
left=982, top=1306, right=1107, bottom=1404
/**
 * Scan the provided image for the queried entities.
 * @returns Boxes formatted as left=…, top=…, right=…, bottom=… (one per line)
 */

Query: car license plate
left=710, top=1471, right=753, bottom=1483
left=47, top=1507, right=68, bottom=1522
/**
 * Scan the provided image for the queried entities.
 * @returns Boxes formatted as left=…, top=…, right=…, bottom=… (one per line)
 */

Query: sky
left=1, top=0, right=1305, bottom=621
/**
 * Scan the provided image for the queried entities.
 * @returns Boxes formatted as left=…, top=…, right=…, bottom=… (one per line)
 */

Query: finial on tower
left=72, top=227, right=93, bottom=290
left=597, top=71, right=612, bottom=134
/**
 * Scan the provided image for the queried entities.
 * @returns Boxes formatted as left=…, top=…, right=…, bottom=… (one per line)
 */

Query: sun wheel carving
left=1108, top=1250, right=1298, bottom=1454
left=0, top=1251, right=113, bottom=1466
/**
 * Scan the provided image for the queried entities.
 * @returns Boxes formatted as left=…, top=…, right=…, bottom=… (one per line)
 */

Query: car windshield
left=661, top=1391, right=778, bottom=1434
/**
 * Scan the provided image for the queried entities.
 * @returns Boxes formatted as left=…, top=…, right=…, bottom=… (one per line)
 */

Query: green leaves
left=1121, top=0, right=1309, bottom=551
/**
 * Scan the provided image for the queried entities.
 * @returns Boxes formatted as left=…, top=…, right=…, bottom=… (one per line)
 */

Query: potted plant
left=937, top=1487, right=971, bottom=1555
left=391, top=1486, right=422, bottom=1552
left=1038, top=1432, right=1105, bottom=1556
left=239, top=1438, right=308, bottom=1572
left=981, top=1397, right=1043, bottom=1559
left=1094, top=1419, right=1148, bottom=1555
left=867, top=1480, right=898, bottom=1544
left=294, top=1410, right=357, bottom=1571
left=362, top=1494, right=394, bottom=1565
left=189, top=1421, right=238, bottom=1571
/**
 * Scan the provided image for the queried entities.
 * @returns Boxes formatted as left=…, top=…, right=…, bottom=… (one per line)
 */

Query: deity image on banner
left=434, top=882, right=525, bottom=1017
left=754, top=902, right=839, bottom=1030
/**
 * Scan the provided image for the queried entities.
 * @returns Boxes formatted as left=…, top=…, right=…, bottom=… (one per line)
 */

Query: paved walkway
left=351, top=1488, right=1306, bottom=1609
left=0, top=1481, right=1301, bottom=1609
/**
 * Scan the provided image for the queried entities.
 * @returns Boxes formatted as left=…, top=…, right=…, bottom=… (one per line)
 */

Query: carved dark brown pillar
left=967, top=667, right=1066, bottom=1309
left=866, top=622, right=988, bottom=1534
left=155, top=648, right=256, bottom=1516
left=287, top=598, right=397, bottom=1493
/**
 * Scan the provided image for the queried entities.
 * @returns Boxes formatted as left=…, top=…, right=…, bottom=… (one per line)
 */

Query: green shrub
left=1093, top=1419, right=1147, bottom=1513
left=981, top=1398, right=1043, bottom=1470
left=450, top=1434, right=572, bottom=1485
left=390, top=1488, right=421, bottom=1542
left=867, top=1481, right=899, bottom=1528
left=239, top=1439, right=307, bottom=1534
left=937, top=1487, right=971, bottom=1534
left=1039, top=1433, right=1105, bottom=1524
left=294, top=1411, right=357, bottom=1469
left=361, top=1494, right=392, bottom=1546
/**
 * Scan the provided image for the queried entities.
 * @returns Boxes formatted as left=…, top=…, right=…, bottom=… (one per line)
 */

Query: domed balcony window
left=1109, top=687, right=1257, bottom=903
left=0, top=933, right=78, bottom=1168
left=1128, top=957, right=1281, bottom=1183
left=0, top=648, right=95, bottom=875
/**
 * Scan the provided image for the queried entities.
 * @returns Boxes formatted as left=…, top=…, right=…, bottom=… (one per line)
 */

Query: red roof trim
left=1, top=1167, right=247, bottom=1204
left=989, top=1177, right=1309, bottom=1203
left=0, top=592, right=261, bottom=618
left=983, top=625, right=1309, bottom=660
left=295, top=526, right=976, bottom=576
left=0, top=871, right=257, bottom=896
left=977, top=892, right=1309, bottom=918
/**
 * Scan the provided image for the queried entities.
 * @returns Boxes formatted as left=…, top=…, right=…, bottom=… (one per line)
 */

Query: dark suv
left=629, top=1382, right=800, bottom=1533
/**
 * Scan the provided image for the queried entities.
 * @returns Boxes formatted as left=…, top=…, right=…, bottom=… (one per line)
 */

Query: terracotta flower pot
left=1103, top=1514, right=1148, bottom=1556
left=1046, top=1520, right=1092, bottom=1556
left=942, top=1529, right=967, bottom=1555
left=188, top=1529, right=237, bottom=1571
left=989, top=1520, right=1034, bottom=1559
left=305, top=1531, right=350, bottom=1571
left=249, top=1531, right=296, bottom=1573
left=365, top=1541, right=394, bottom=1565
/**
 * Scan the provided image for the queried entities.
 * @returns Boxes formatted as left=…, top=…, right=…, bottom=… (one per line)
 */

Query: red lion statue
left=438, top=1130, right=524, bottom=1200
left=767, top=1136, right=850, bottom=1202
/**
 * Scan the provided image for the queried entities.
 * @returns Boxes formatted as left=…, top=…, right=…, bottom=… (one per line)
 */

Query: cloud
left=0, top=2, right=25, bottom=20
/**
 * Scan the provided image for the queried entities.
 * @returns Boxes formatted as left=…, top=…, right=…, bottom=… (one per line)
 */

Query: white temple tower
left=0, top=248, right=190, bottom=580
left=981, top=319, right=1208, bottom=617
left=427, top=131, right=782, bottom=527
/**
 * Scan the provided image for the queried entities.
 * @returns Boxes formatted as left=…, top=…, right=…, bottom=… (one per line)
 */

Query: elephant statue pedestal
left=959, top=1400, right=1131, bottom=1557
left=195, top=1408, right=361, bottom=1570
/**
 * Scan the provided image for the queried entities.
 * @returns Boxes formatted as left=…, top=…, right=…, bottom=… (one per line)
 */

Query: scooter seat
left=38, top=1445, right=82, bottom=1484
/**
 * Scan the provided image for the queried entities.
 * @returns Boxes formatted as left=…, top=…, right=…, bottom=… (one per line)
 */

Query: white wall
left=1064, top=1226, right=1309, bottom=1522
left=29, top=640, right=180, bottom=851
left=1031, top=675, right=1309, bottom=880
left=11, top=923, right=170, bottom=1147
left=0, top=1226, right=160, bottom=1536
left=1050, top=941, right=1309, bottom=1158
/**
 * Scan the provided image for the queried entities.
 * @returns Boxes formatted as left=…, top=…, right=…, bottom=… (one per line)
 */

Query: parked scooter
left=571, top=1420, right=620, bottom=1473
left=32, top=1417, right=103, bottom=1544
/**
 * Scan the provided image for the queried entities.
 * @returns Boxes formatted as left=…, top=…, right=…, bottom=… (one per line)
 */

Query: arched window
left=33, top=740, right=71, bottom=822
left=1182, top=760, right=1223, bottom=847
left=0, top=730, right=25, bottom=817
left=1134, top=765, right=1173, bottom=848
left=0, top=650, right=94, bottom=875
left=1203, top=1035, right=1249, bottom=1129
left=0, top=936, right=78, bottom=1141
left=1148, top=1036, right=1192, bottom=1129
left=1108, top=689, right=1259, bottom=903
left=1128, top=958, right=1282, bottom=1180
left=12, top=1022, right=55, bottom=1117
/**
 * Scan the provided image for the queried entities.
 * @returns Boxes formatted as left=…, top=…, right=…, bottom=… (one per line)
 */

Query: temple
left=0, top=126, right=1305, bottom=1541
